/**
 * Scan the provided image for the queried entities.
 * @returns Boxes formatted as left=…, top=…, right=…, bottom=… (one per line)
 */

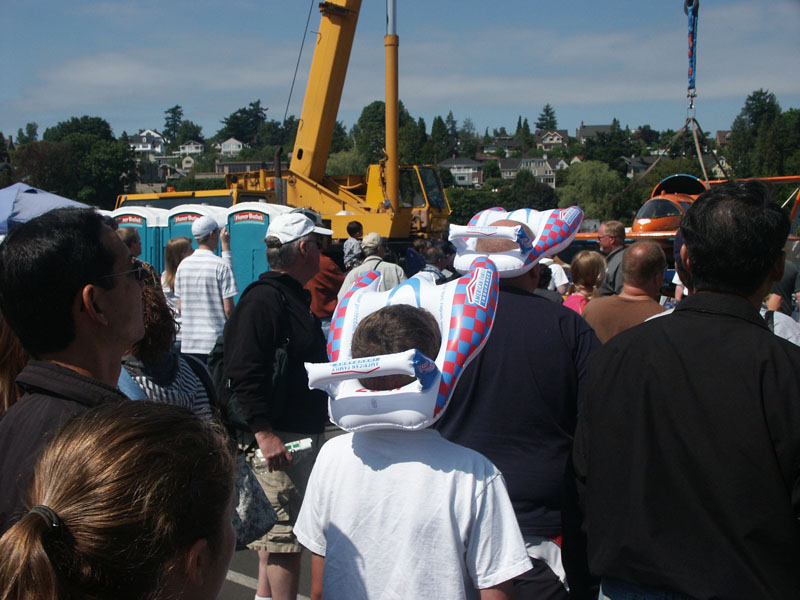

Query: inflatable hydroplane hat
left=449, top=206, right=584, bottom=278
left=191, top=215, right=219, bottom=240
left=305, top=256, right=500, bottom=432
left=265, top=212, right=333, bottom=244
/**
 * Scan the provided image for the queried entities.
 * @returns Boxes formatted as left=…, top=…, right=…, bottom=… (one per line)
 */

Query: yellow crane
left=118, top=0, right=451, bottom=241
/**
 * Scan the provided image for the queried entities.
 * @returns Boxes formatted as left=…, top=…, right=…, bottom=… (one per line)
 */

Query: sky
left=2, top=0, right=799, bottom=143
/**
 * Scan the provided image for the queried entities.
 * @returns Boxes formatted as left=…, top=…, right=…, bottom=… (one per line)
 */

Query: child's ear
left=183, top=538, right=212, bottom=586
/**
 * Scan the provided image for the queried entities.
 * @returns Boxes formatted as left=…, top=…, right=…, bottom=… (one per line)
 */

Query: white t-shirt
left=295, top=429, right=530, bottom=599
left=541, top=258, right=569, bottom=292
left=174, top=249, right=238, bottom=354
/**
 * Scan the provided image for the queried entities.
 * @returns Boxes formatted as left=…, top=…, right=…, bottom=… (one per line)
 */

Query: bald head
left=474, top=219, right=539, bottom=290
left=622, top=241, right=666, bottom=289
left=475, top=219, right=535, bottom=254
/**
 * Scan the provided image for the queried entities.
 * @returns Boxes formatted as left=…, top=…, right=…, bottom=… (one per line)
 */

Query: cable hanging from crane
left=599, top=0, right=730, bottom=213
left=283, top=0, right=317, bottom=125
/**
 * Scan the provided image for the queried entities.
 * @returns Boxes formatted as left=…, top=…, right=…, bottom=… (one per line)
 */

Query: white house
left=179, top=140, right=204, bottom=156
left=437, top=157, right=483, bottom=187
left=129, top=129, right=166, bottom=158
left=216, top=137, right=246, bottom=157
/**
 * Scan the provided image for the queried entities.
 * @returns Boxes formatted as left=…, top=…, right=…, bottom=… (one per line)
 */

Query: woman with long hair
left=161, top=237, right=193, bottom=343
left=0, top=312, right=29, bottom=414
left=0, top=401, right=236, bottom=600
left=123, top=271, right=212, bottom=417
left=563, top=250, right=607, bottom=315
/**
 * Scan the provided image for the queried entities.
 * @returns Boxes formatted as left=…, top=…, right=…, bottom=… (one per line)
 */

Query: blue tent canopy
left=0, top=183, right=87, bottom=234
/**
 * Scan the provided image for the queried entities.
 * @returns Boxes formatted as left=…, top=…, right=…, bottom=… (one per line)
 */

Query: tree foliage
left=511, top=169, right=558, bottom=211
left=217, top=100, right=268, bottom=145
left=17, top=116, right=134, bottom=208
left=727, top=89, right=782, bottom=177
left=557, top=160, right=624, bottom=221
left=175, top=120, right=204, bottom=145
left=163, top=105, right=183, bottom=144
left=43, top=116, right=114, bottom=142
left=536, top=104, right=558, bottom=130
left=583, top=119, right=634, bottom=176
left=16, top=122, right=38, bottom=146
left=483, top=160, right=500, bottom=180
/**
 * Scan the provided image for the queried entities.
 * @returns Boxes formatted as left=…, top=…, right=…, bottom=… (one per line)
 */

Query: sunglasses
left=100, top=264, right=146, bottom=282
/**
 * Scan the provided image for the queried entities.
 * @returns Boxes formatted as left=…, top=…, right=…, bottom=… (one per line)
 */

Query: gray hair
left=266, top=234, right=310, bottom=270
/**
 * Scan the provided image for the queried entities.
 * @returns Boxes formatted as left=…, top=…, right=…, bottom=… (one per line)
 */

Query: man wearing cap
left=337, top=232, right=406, bottom=301
left=224, top=212, right=332, bottom=600
left=174, top=216, right=238, bottom=360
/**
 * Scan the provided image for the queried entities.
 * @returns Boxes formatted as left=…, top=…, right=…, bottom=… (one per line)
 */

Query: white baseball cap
left=191, top=215, right=219, bottom=240
left=266, top=212, right=333, bottom=244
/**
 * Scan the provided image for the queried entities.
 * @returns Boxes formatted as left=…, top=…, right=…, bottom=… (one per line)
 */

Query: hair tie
left=29, top=505, right=64, bottom=538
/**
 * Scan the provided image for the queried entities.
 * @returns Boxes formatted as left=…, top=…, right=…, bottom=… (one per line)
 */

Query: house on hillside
left=535, top=129, right=569, bottom=151
left=498, top=157, right=522, bottom=180
left=497, top=156, right=558, bottom=188
left=214, top=137, right=247, bottom=157
left=575, top=122, right=612, bottom=144
left=179, top=140, right=204, bottom=156
left=129, top=129, right=166, bottom=158
left=715, top=130, right=731, bottom=149
left=437, top=156, right=483, bottom=187
left=621, top=155, right=661, bottom=179
left=482, top=136, right=522, bottom=157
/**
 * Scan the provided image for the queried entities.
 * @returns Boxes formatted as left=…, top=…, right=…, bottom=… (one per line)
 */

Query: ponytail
left=0, top=510, right=61, bottom=600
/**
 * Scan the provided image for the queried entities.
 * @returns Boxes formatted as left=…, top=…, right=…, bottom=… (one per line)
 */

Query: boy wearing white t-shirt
left=295, top=305, right=530, bottom=600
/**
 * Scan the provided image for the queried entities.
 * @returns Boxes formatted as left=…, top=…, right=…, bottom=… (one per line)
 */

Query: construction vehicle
left=116, top=188, right=272, bottom=210
left=117, top=0, right=451, bottom=241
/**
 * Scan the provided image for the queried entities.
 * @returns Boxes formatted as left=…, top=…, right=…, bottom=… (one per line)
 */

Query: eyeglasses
left=100, top=264, right=146, bottom=282
left=597, top=234, right=613, bottom=241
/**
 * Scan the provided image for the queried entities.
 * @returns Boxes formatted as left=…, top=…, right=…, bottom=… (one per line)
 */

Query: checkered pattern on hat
left=328, top=270, right=380, bottom=361
left=532, top=209, right=582, bottom=256
left=467, top=206, right=505, bottom=226
left=433, top=257, right=499, bottom=417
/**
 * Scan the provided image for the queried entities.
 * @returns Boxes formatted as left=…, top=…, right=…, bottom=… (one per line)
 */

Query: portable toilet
left=225, top=202, right=294, bottom=298
left=111, top=206, right=169, bottom=272
left=166, top=205, right=228, bottom=256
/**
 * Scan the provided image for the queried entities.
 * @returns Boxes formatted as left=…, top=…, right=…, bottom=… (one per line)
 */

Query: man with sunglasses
left=596, top=220, right=626, bottom=296
left=224, top=211, right=333, bottom=600
left=0, top=207, right=145, bottom=534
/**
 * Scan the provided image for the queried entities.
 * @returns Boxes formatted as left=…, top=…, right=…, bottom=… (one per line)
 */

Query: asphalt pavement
left=219, top=425, right=346, bottom=600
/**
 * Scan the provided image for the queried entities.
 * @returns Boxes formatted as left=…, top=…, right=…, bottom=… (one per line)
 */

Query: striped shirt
left=175, top=249, right=238, bottom=354
left=123, top=354, right=212, bottom=418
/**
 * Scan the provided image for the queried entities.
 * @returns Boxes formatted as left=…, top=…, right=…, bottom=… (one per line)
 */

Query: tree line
left=1, top=89, right=797, bottom=218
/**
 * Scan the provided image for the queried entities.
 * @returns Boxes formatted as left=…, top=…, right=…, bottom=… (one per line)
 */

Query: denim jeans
left=600, top=579, right=696, bottom=600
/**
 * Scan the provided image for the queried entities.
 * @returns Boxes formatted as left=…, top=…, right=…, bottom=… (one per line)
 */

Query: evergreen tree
left=163, top=105, right=183, bottom=143
left=535, top=104, right=558, bottom=130
left=727, top=89, right=782, bottom=177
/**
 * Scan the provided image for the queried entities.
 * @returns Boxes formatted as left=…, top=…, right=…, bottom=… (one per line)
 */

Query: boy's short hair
left=351, top=305, right=441, bottom=390
left=347, top=221, right=363, bottom=237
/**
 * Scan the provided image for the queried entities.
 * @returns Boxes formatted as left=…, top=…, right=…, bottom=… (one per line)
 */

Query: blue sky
left=2, top=0, right=799, bottom=142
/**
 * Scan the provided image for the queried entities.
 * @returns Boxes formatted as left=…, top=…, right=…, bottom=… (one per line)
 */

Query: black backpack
left=206, top=279, right=291, bottom=434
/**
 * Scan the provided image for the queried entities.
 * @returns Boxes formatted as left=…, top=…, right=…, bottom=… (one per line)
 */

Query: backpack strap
left=182, top=353, right=218, bottom=406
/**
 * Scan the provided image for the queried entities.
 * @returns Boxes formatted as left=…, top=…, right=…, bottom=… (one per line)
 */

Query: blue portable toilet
left=225, top=202, right=294, bottom=300
left=111, top=206, right=169, bottom=273
left=165, top=205, right=228, bottom=256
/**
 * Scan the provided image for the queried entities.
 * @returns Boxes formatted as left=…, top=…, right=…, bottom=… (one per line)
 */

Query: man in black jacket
left=0, top=208, right=144, bottom=533
left=224, top=211, right=331, bottom=600
left=574, top=181, right=800, bottom=599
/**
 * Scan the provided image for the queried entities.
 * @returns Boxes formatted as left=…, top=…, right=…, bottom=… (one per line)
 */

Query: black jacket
left=224, top=271, right=328, bottom=435
left=0, top=360, right=129, bottom=534
left=574, top=292, right=800, bottom=599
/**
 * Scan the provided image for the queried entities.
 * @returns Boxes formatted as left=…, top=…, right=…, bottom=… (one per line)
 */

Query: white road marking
left=225, top=570, right=309, bottom=600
